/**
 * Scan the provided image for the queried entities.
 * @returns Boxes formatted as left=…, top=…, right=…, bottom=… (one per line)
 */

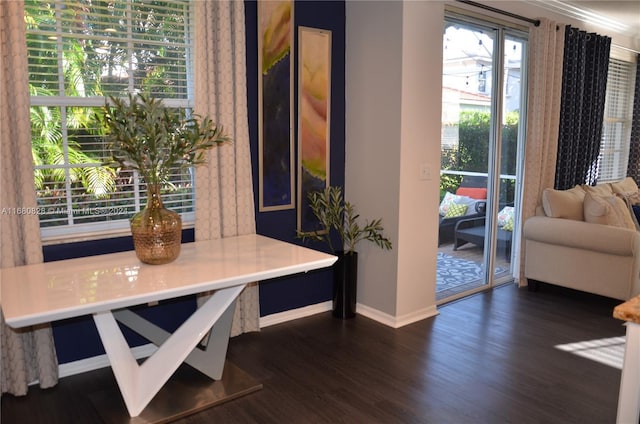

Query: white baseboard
left=356, top=303, right=439, bottom=328
left=57, top=300, right=437, bottom=378
left=258, top=301, right=332, bottom=328
left=58, top=302, right=333, bottom=378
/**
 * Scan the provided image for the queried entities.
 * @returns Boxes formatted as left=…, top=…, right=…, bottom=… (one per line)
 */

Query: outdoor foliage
left=440, top=110, right=519, bottom=203
left=97, top=93, right=230, bottom=188
left=24, top=0, right=194, bottom=227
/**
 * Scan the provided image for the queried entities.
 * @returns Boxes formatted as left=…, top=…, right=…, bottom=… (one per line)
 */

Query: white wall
left=395, top=1, right=443, bottom=319
left=345, top=0, right=638, bottom=326
left=345, top=1, right=404, bottom=319
left=345, top=0, right=442, bottom=325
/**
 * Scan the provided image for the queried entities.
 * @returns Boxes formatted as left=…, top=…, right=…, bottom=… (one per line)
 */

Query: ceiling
left=535, top=0, right=640, bottom=42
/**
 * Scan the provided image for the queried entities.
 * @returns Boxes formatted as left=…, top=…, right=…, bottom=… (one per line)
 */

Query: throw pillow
left=583, top=192, right=636, bottom=230
left=502, top=216, right=514, bottom=231
left=456, top=187, right=487, bottom=200
left=439, top=192, right=457, bottom=215
left=582, top=183, right=614, bottom=197
left=610, top=177, right=640, bottom=206
left=610, top=177, right=639, bottom=195
left=497, top=206, right=514, bottom=227
left=452, top=195, right=480, bottom=216
left=444, top=203, right=468, bottom=218
left=541, top=185, right=586, bottom=220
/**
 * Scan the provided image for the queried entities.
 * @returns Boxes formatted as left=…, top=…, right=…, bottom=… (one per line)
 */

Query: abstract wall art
left=258, top=0, right=295, bottom=211
left=297, top=26, right=332, bottom=233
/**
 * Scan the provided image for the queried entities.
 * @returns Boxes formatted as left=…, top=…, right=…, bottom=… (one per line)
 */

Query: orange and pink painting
left=297, top=27, right=331, bottom=233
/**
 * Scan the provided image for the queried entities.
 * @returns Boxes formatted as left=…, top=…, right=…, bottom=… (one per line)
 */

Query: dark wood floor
left=2, top=283, right=627, bottom=423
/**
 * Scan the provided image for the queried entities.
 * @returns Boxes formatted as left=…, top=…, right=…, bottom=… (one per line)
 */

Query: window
left=25, top=0, right=195, bottom=242
left=597, top=50, right=637, bottom=182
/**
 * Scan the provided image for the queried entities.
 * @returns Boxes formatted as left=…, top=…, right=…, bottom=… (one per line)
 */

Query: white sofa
left=523, top=178, right=640, bottom=300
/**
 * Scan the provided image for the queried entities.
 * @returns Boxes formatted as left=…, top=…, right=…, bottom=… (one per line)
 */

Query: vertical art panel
left=297, top=27, right=331, bottom=233
left=258, top=0, right=294, bottom=211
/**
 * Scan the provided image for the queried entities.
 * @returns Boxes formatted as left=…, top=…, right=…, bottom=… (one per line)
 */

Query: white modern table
left=1, top=234, right=336, bottom=422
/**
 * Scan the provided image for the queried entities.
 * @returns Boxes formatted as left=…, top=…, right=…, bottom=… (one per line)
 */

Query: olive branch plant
left=97, top=93, right=231, bottom=189
left=299, top=186, right=392, bottom=254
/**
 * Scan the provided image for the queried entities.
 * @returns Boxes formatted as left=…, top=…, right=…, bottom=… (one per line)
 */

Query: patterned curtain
left=518, top=19, right=565, bottom=286
left=554, top=26, right=611, bottom=189
left=0, top=0, right=59, bottom=395
left=193, top=0, right=259, bottom=336
left=626, top=54, right=640, bottom=181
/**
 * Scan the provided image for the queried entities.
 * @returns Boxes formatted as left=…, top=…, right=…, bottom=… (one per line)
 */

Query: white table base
left=88, top=360, right=261, bottom=424
left=93, top=285, right=247, bottom=417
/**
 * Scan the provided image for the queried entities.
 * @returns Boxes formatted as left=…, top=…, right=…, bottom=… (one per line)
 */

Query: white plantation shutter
left=598, top=52, right=637, bottom=182
left=25, top=0, right=195, bottom=241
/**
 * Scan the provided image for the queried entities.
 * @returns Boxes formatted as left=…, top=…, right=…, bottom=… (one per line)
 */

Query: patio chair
left=438, top=176, right=488, bottom=245
left=453, top=215, right=512, bottom=259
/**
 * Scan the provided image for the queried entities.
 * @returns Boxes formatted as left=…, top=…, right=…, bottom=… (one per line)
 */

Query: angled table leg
left=93, top=285, right=245, bottom=417
left=113, top=293, right=236, bottom=380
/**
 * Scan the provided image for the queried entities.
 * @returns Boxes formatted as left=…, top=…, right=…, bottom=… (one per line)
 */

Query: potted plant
left=98, top=93, right=230, bottom=265
left=299, top=186, right=392, bottom=318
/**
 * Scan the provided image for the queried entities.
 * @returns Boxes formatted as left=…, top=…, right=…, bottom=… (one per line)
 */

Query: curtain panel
left=0, top=0, right=58, bottom=395
left=193, top=0, right=259, bottom=337
left=626, top=54, right=640, bottom=182
left=518, top=19, right=565, bottom=286
left=555, top=26, right=611, bottom=189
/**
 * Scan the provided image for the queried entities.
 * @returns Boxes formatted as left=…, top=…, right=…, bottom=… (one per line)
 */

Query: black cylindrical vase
left=333, top=251, right=358, bottom=319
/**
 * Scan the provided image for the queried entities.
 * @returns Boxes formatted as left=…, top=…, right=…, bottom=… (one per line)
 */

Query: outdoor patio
left=436, top=240, right=513, bottom=301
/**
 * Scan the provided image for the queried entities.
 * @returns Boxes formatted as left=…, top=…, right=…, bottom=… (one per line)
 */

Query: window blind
left=597, top=56, right=637, bottom=183
left=25, top=0, right=195, bottom=242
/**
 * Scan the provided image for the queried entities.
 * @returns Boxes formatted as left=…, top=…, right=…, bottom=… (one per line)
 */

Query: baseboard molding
left=58, top=301, right=333, bottom=378
left=57, top=300, right=437, bottom=378
left=259, top=301, right=333, bottom=328
left=357, top=303, right=439, bottom=328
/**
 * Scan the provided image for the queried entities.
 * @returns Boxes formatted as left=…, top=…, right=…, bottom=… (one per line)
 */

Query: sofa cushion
left=611, top=177, right=640, bottom=206
left=583, top=192, right=636, bottom=230
left=444, top=203, right=468, bottom=218
left=457, top=196, right=485, bottom=216
left=541, top=186, right=586, bottom=220
left=456, top=187, right=487, bottom=200
left=583, top=183, right=614, bottom=197
left=611, top=177, right=639, bottom=195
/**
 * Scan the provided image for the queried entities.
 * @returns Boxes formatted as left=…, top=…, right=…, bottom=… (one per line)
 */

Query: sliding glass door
left=437, top=14, right=527, bottom=302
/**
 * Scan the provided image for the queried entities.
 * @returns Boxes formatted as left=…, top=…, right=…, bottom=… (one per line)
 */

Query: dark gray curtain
left=554, top=26, right=611, bottom=190
left=626, top=54, right=640, bottom=182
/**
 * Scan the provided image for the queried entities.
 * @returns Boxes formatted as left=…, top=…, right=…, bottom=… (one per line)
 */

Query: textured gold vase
left=130, top=184, right=182, bottom=265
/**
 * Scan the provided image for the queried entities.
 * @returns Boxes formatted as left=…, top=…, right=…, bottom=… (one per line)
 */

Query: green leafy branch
left=97, top=93, right=231, bottom=188
left=299, top=186, right=392, bottom=254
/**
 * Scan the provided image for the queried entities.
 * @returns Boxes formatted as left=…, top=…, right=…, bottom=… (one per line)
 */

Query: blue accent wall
left=247, top=0, right=346, bottom=315
left=47, top=0, right=345, bottom=364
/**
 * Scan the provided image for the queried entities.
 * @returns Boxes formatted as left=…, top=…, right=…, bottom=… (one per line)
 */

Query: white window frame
left=26, top=0, right=196, bottom=243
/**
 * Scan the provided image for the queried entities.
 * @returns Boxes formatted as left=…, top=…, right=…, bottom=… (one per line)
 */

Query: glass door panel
left=493, top=34, right=526, bottom=283
left=437, top=16, right=526, bottom=303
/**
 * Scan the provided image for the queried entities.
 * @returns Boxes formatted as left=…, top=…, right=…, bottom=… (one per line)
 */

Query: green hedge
left=440, top=110, right=518, bottom=204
